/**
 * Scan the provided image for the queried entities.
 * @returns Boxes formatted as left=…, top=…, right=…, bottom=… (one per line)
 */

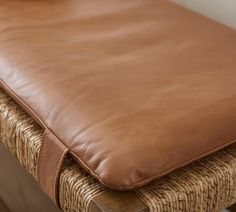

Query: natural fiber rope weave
left=0, top=89, right=107, bottom=212
left=0, top=88, right=236, bottom=212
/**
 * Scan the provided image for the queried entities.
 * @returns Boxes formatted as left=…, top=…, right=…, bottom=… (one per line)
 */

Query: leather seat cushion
left=0, top=0, right=236, bottom=190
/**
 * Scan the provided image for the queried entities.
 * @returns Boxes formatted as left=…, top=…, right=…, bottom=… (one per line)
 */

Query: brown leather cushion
left=0, top=0, right=236, bottom=190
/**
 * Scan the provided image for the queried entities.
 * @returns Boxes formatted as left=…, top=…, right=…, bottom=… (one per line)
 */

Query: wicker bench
left=1, top=88, right=236, bottom=212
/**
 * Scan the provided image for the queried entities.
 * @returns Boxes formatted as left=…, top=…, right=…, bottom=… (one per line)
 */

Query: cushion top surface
left=0, top=0, right=236, bottom=190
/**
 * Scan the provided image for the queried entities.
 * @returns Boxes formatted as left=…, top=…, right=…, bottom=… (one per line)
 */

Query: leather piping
left=69, top=138, right=236, bottom=190
left=0, top=79, right=47, bottom=129
left=0, top=79, right=236, bottom=191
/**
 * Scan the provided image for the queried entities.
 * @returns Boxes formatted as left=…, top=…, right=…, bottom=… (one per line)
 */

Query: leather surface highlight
left=0, top=0, right=236, bottom=190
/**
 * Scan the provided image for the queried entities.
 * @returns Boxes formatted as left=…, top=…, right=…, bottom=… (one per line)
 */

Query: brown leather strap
left=37, top=129, right=69, bottom=206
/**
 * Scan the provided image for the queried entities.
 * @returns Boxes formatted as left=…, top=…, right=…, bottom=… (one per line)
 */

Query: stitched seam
left=98, top=138, right=236, bottom=190
left=40, top=129, right=105, bottom=184
left=0, top=79, right=118, bottom=187
left=0, top=79, right=47, bottom=129
left=1, top=79, right=236, bottom=190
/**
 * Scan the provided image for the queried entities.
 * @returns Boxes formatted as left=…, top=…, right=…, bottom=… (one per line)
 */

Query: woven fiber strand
left=136, top=150, right=236, bottom=211
left=0, top=88, right=236, bottom=212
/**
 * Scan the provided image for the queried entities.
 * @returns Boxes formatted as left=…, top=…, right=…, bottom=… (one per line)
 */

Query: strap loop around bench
left=37, top=129, right=69, bottom=206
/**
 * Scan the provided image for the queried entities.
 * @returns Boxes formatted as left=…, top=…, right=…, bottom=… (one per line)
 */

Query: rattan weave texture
left=1, top=88, right=236, bottom=212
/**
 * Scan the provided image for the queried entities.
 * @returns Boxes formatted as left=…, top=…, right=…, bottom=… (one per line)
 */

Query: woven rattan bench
left=1, top=90, right=236, bottom=212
